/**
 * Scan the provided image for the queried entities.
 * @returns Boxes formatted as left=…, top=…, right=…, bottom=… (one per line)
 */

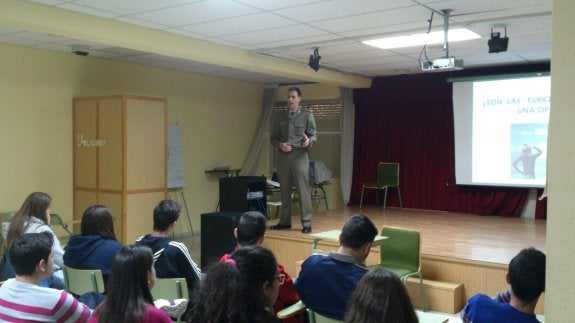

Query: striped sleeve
left=170, top=241, right=201, bottom=279
left=54, top=291, right=91, bottom=323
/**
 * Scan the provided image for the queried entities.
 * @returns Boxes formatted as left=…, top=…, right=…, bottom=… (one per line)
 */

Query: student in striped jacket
left=0, top=232, right=91, bottom=322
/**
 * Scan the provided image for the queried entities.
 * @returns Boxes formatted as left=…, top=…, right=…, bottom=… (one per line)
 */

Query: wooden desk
left=310, top=229, right=387, bottom=254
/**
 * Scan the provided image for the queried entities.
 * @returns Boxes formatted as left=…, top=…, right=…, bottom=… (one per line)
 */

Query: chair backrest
left=377, top=162, right=400, bottom=186
left=50, top=213, right=73, bottom=235
left=380, top=226, right=421, bottom=273
left=151, top=277, right=189, bottom=301
left=63, top=265, right=105, bottom=295
left=50, top=213, right=73, bottom=246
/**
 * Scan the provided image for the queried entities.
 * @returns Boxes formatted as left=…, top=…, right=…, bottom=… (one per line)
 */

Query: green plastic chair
left=63, top=265, right=105, bottom=295
left=50, top=213, right=73, bottom=246
left=359, top=162, right=402, bottom=210
left=368, top=226, right=425, bottom=311
left=151, top=278, right=189, bottom=323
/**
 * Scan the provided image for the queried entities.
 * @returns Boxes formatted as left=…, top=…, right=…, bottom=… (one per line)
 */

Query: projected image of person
left=512, top=144, right=543, bottom=179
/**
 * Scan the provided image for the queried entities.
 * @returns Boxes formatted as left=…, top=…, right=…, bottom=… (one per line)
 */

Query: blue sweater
left=63, top=235, right=123, bottom=285
left=462, top=294, right=540, bottom=323
left=295, top=253, right=367, bottom=320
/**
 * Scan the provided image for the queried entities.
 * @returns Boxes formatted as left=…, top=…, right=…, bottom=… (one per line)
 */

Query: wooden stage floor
left=266, top=206, right=546, bottom=265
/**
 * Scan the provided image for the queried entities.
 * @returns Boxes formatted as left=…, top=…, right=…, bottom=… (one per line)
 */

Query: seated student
left=345, top=267, right=419, bottom=323
left=136, top=199, right=201, bottom=297
left=0, top=232, right=91, bottom=322
left=295, top=214, right=378, bottom=320
left=89, top=245, right=172, bottom=322
left=219, top=211, right=302, bottom=323
left=5, top=192, right=65, bottom=288
left=461, top=247, right=546, bottom=323
left=189, top=245, right=280, bottom=323
left=64, top=205, right=123, bottom=287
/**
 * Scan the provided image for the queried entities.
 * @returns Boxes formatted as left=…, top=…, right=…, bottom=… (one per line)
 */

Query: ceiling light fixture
left=488, top=26, right=509, bottom=53
left=308, top=48, right=321, bottom=71
left=363, top=28, right=480, bottom=50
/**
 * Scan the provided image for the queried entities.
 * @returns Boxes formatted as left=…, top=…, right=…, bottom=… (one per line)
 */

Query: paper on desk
left=267, top=179, right=280, bottom=187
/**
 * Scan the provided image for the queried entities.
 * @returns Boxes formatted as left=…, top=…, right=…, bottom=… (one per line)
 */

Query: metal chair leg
left=360, top=187, right=365, bottom=208
left=397, top=187, right=403, bottom=209
left=383, top=187, right=388, bottom=210
left=319, top=185, right=329, bottom=210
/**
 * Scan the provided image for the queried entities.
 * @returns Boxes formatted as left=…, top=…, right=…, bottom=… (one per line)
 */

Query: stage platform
left=262, top=206, right=546, bottom=313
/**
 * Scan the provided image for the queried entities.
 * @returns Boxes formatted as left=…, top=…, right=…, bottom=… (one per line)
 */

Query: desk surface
left=204, top=168, right=241, bottom=177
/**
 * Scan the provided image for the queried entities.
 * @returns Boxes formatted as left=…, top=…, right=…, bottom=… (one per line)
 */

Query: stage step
left=406, top=277, right=463, bottom=314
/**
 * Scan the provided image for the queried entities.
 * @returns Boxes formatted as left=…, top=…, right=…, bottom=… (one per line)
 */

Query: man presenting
left=270, top=87, right=317, bottom=233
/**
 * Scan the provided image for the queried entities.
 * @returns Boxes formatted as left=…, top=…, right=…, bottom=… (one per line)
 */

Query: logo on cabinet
left=77, top=134, right=107, bottom=147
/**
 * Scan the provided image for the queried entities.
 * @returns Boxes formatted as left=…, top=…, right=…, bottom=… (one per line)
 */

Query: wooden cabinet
left=73, top=95, right=167, bottom=243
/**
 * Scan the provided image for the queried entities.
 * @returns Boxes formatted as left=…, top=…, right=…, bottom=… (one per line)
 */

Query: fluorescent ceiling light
left=363, top=28, right=481, bottom=49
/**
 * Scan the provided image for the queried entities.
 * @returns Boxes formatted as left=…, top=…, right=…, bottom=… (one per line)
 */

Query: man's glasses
left=275, top=273, right=286, bottom=285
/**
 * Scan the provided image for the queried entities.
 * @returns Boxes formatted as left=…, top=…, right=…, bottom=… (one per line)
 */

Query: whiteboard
left=168, top=124, right=185, bottom=188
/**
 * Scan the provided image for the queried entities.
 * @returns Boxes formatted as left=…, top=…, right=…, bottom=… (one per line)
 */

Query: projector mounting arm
left=441, top=9, right=452, bottom=59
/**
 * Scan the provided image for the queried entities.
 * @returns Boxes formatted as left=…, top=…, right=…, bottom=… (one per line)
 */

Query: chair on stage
left=368, top=226, right=425, bottom=311
left=277, top=300, right=343, bottom=323
left=359, top=162, right=402, bottom=210
left=63, top=265, right=106, bottom=296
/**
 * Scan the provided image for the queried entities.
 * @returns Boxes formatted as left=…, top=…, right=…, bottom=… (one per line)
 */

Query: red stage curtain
left=351, top=66, right=549, bottom=218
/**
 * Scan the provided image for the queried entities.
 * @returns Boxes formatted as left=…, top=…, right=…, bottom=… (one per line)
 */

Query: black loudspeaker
left=219, top=176, right=267, bottom=217
left=200, top=211, right=242, bottom=271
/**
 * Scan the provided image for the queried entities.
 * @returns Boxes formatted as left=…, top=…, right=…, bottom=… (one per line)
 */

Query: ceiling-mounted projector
left=421, top=57, right=464, bottom=70
left=420, top=9, right=464, bottom=72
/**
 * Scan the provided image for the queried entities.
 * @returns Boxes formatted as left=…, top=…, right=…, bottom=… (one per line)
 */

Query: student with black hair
left=0, top=232, right=91, bottom=322
left=461, top=247, right=546, bottom=323
left=136, top=199, right=201, bottom=297
left=64, top=205, right=123, bottom=286
left=189, top=245, right=281, bottom=323
left=219, top=211, right=302, bottom=323
left=295, top=214, right=378, bottom=320
left=89, top=245, right=172, bottom=322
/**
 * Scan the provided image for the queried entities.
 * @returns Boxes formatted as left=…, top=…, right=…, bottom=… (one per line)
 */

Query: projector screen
left=452, top=73, right=550, bottom=188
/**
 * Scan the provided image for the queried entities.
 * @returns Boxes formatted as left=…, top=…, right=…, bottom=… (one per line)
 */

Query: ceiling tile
left=234, top=0, right=327, bottom=11
left=272, top=0, right=413, bottom=23
left=131, top=0, right=260, bottom=27
left=66, top=0, right=199, bottom=16
left=309, top=5, right=431, bottom=34
left=180, top=12, right=297, bottom=37
left=217, top=24, right=331, bottom=46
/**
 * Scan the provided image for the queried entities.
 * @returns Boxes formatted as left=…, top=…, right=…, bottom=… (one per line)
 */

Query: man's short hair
left=287, top=87, right=301, bottom=97
left=340, top=214, right=378, bottom=249
left=9, top=232, right=53, bottom=276
left=153, top=200, right=181, bottom=231
left=508, top=247, right=546, bottom=303
left=236, top=211, right=267, bottom=246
